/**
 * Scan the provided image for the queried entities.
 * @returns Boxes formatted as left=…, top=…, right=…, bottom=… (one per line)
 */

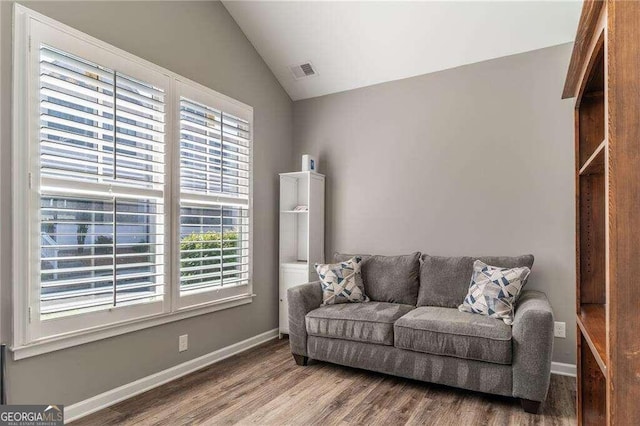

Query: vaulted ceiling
left=223, top=1, right=582, bottom=101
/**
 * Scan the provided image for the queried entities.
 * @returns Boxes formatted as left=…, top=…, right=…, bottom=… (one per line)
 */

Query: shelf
left=579, top=139, right=606, bottom=175
left=577, top=304, right=607, bottom=376
left=280, top=261, right=309, bottom=269
left=583, top=90, right=604, bottom=99
left=280, top=210, right=308, bottom=214
left=279, top=171, right=325, bottom=179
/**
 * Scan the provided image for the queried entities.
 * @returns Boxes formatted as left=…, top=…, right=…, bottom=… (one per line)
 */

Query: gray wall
left=0, top=1, right=292, bottom=404
left=293, top=44, right=576, bottom=365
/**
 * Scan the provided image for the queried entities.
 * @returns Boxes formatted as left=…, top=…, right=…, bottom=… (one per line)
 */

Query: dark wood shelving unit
left=564, top=1, right=640, bottom=424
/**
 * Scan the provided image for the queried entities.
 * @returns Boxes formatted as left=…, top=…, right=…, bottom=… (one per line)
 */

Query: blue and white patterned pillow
left=315, top=256, right=369, bottom=305
left=459, top=260, right=531, bottom=325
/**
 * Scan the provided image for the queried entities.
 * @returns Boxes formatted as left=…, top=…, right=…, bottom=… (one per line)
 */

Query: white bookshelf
left=279, top=171, right=325, bottom=337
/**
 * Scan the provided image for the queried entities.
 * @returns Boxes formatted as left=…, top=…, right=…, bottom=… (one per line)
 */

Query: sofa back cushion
left=334, top=252, right=421, bottom=305
left=417, top=254, right=534, bottom=308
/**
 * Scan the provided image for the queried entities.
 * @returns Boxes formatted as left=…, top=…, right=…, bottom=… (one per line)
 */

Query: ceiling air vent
left=289, top=62, right=318, bottom=80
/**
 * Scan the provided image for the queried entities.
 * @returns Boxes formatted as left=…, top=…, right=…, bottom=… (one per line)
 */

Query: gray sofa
left=287, top=253, right=554, bottom=414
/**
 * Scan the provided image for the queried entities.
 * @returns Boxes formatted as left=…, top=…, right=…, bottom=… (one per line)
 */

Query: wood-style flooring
left=72, top=338, right=576, bottom=425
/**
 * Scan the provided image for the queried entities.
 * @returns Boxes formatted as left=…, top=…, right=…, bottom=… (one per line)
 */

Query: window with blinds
left=179, top=98, right=250, bottom=298
left=39, top=45, right=166, bottom=319
left=14, top=12, right=253, bottom=348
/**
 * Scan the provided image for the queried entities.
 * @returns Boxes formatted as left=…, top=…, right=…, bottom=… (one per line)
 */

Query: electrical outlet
left=554, top=322, right=566, bottom=338
left=179, top=334, right=188, bottom=352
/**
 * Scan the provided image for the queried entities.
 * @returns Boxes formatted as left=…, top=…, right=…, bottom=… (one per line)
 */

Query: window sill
left=11, top=294, right=255, bottom=360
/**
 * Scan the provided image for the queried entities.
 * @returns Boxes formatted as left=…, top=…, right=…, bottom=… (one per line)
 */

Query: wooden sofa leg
left=520, top=399, right=541, bottom=414
left=292, top=354, right=308, bottom=366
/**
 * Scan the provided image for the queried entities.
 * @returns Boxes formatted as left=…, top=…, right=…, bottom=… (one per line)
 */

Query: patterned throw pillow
left=459, top=260, right=531, bottom=325
left=315, top=257, right=369, bottom=305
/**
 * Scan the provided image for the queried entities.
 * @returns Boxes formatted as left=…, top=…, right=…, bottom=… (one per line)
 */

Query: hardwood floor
left=72, top=338, right=576, bottom=425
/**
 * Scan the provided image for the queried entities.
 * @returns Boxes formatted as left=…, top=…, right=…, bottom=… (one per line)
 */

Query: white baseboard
left=551, top=361, right=577, bottom=377
left=65, top=328, right=279, bottom=423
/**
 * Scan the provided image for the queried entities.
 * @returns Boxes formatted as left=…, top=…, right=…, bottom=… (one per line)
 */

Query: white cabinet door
left=279, top=266, right=310, bottom=334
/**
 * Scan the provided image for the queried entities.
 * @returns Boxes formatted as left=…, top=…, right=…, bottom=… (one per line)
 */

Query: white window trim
left=11, top=5, right=254, bottom=360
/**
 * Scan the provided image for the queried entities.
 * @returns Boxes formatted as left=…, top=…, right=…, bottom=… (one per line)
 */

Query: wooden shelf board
left=577, top=304, right=607, bottom=377
left=579, top=139, right=606, bottom=175
left=583, top=90, right=604, bottom=99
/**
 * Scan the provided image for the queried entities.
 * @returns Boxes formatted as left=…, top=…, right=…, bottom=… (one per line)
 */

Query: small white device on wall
left=301, top=154, right=318, bottom=172
left=279, top=171, right=325, bottom=338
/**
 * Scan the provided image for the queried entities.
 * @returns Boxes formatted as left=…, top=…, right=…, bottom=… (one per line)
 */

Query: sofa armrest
left=287, top=281, right=323, bottom=357
left=512, top=290, right=554, bottom=402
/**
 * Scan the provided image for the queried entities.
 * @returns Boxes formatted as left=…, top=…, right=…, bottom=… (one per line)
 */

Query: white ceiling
left=223, top=1, right=582, bottom=101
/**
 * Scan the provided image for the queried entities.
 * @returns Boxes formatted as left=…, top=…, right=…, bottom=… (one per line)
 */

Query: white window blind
left=14, top=10, right=253, bottom=352
left=38, top=45, right=166, bottom=319
left=179, top=97, right=251, bottom=300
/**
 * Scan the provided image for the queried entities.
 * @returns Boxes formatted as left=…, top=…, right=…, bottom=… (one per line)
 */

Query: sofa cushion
left=335, top=252, right=421, bottom=305
left=306, top=302, right=414, bottom=346
left=394, top=306, right=513, bottom=364
left=417, top=254, right=534, bottom=308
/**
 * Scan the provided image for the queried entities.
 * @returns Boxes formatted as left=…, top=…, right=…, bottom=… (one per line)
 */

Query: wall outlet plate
left=179, top=334, right=188, bottom=352
left=554, top=322, right=566, bottom=338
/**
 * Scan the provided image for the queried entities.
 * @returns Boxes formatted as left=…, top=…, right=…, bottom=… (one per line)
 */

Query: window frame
left=173, top=80, right=253, bottom=311
left=12, top=5, right=254, bottom=359
left=29, top=16, right=172, bottom=341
